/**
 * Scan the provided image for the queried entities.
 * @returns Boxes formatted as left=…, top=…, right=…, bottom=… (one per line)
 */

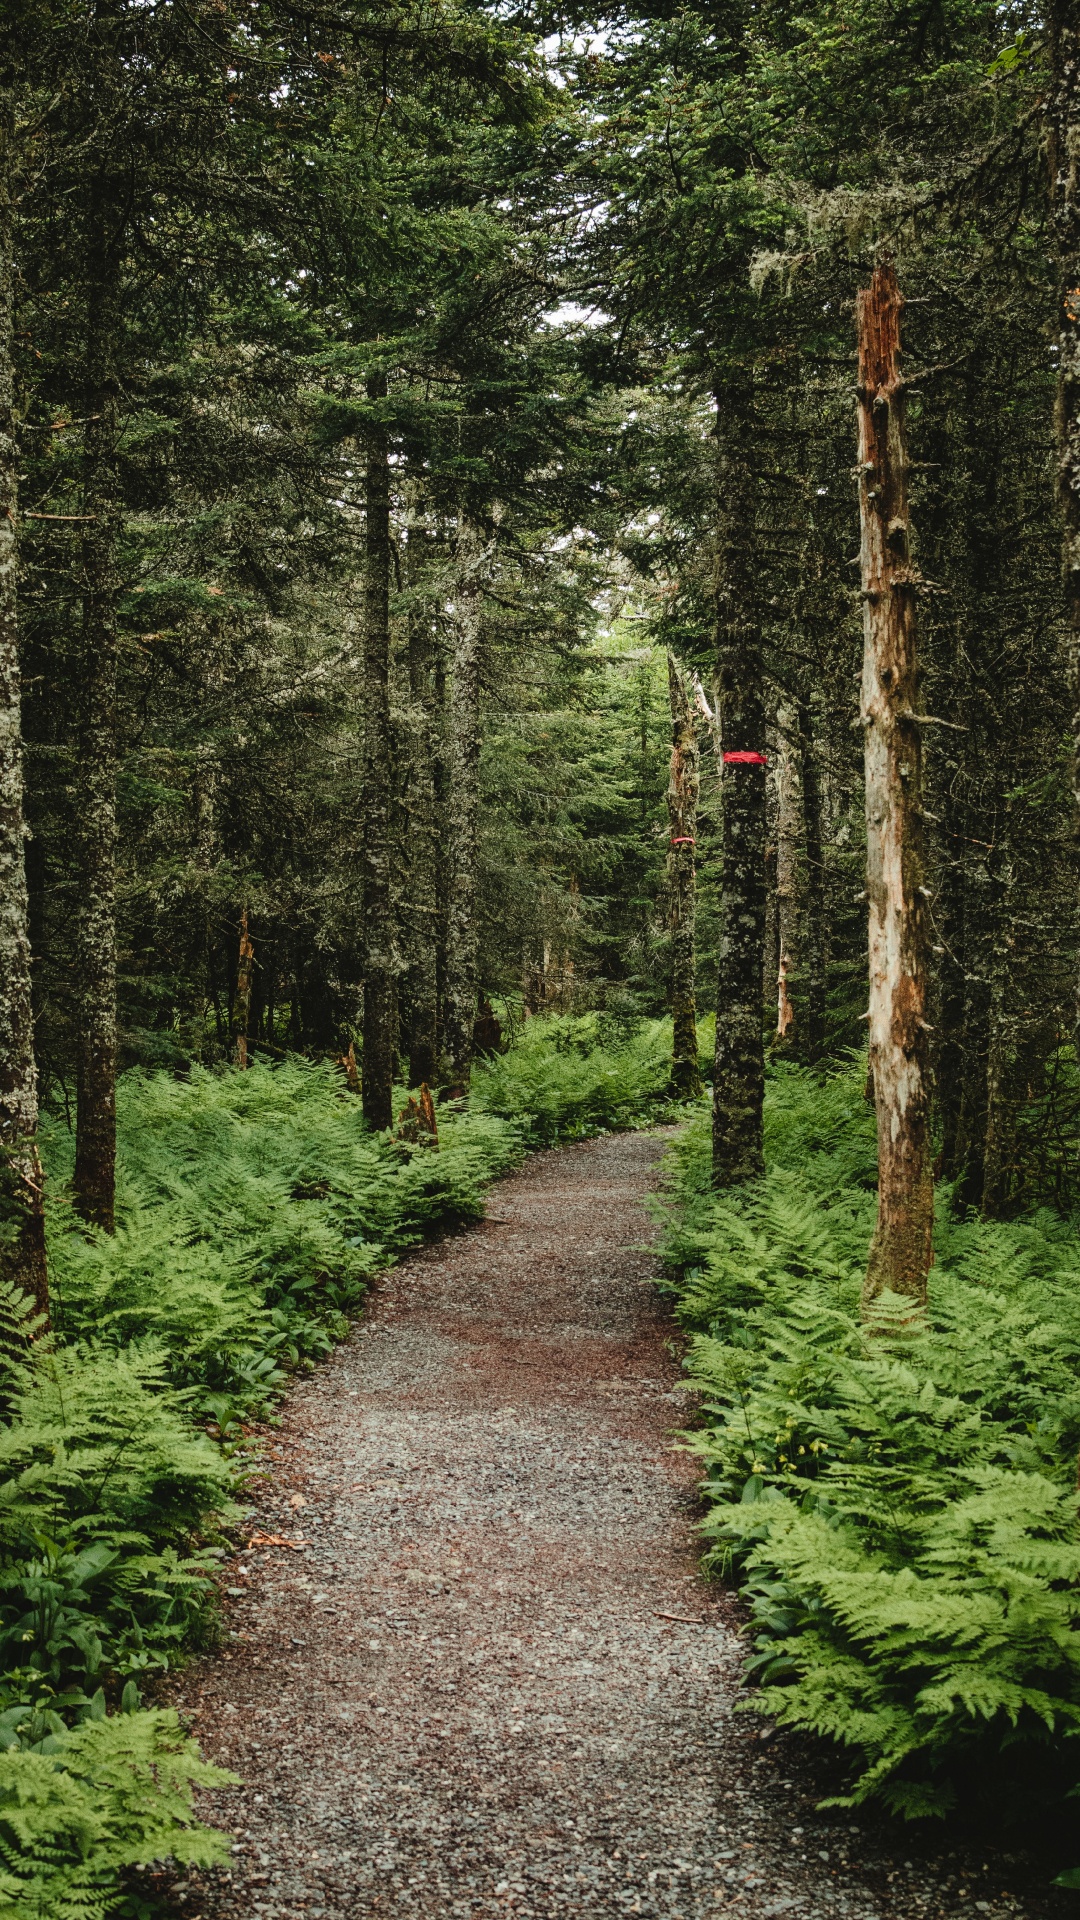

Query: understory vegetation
left=663, top=1062, right=1080, bottom=1828
left=0, top=1023, right=675, bottom=1916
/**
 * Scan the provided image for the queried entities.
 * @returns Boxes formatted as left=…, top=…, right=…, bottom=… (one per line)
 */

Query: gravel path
left=172, top=1131, right=1059, bottom=1920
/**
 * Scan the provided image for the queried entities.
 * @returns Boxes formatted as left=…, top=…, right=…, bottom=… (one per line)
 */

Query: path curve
left=177, top=1132, right=1044, bottom=1920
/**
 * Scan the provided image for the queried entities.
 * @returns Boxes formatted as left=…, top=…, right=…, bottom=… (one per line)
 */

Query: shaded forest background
left=5, top=0, right=1077, bottom=1232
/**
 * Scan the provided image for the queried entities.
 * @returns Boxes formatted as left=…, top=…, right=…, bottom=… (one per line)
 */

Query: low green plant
left=664, top=1061, right=1080, bottom=1821
left=0, top=1699, right=235, bottom=1919
left=471, top=1011, right=681, bottom=1141
left=0, top=1021, right=682, bottom=1910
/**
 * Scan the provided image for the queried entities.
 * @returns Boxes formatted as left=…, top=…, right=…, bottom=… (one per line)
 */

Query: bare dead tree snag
left=232, top=905, right=254, bottom=1068
left=856, top=260, right=934, bottom=1310
left=340, top=1039, right=361, bottom=1095
left=0, top=94, right=47, bottom=1321
left=666, top=654, right=701, bottom=1097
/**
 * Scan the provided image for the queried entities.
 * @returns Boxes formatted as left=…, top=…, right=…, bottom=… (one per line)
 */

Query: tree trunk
left=441, top=530, right=485, bottom=1096
left=1047, top=0, right=1080, bottom=1052
left=799, top=704, right=828, bottom=1063
left=0, top=96, right=47, bottom=1321
left=666, top=654, right=701, bottom=1096
left=773, top=710, right=799, bottom=1049
left=73, top=175, right=119, bottom=1233
left=856, top=261, right=934, bottom=1310
left=712, top=379, right=766, bottom=1185
left=361, top=374, right=396, bottom=1129
left=401, top=527, right=439, bottom=1088
left=231, top=905, right=254, bottom=1068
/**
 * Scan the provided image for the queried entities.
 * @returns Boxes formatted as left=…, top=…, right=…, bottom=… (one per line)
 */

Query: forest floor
left=170, top=1131, right=1060, bottom=1920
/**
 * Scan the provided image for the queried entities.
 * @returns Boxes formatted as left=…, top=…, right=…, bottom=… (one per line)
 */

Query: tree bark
left=441, top=529, right=485, bottom=1096
left=666, top=654, right=701, bottom=1097
left=1047, top=0, right=1080, bottom=1053
left=401, top=522, right=439, bottom=1088
left=231, top=905, right=254, bottom=1068
left=712, top=378, right=766, bottom=1184
left=856, top=261, right=934, bottom=1310
left=773, top=710, right=799, bottom=1049
left=0, top=93, right=47, bottom=1320
left=73, top=167, right=120, bottom=1233
left=361, top=374, right=396, bottom=1129
left=799, top=703, right=828, bottom=1063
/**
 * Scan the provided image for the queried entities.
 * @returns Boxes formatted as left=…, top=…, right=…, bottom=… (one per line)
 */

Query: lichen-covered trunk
left=0, top=101, right=47, bottom=1319
left=857, top=261, right=933, bottom=1310
left=712, top=380, right=766, bottom=1184
left=1048, top=0, right=1080, bottom=1049
left=774, top=712, right=799, bottom=1049
left=401, top=540, right=439, bottom=1089
left=73, top=187, right=119, bottom=1233
left=361, top=376, right=396, bottom=1130
left=231, top=906, right=254, bottom=1068
left=666, top=654, right=701, bottom=1096
left=441, top=535, right=483, bottom=1096
left=798, top=705, right=828, bottom=1064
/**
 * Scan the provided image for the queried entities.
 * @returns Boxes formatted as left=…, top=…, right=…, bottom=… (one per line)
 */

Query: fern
left=665, top=1059, right=1080, bottom=1820
left=0, top=1706, right=235, bottom=1919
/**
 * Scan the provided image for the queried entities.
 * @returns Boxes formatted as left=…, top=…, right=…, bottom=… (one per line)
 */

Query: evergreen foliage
left=664, top=1065, right=1080, bottom=1819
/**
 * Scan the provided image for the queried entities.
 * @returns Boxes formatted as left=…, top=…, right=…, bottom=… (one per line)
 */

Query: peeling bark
left=712, top=379, right=766, bottom=1185
left=666, top=654, right=701, bottom=1097
left=0, top=93, right=47, bottom=1320
left=232, top=905, right=254, bottom=1069
left=856, top=262, right=934, bottom=1310
left=441, top=528, right=485, bottom=1097
left=73, top=167, right=119, bottom=1234
left=361, top=374, right=396, bottom=1130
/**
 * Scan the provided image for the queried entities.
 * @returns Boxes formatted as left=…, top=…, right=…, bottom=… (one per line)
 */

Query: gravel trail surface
left=174, top=1131, right=1056, bottom=1920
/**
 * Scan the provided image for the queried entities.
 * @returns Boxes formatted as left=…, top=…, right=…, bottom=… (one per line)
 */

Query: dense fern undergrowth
left=0, top=1015, right=677, bottom=1918
left=662, top=1061, right=1080, bottom=1832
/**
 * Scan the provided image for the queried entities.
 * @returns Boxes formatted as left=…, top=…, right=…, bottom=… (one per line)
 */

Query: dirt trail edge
left=176, top=1132, right=1044, bottom=1920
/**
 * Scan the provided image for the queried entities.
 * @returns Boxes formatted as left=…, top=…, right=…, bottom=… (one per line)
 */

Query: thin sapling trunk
left=666, top=653, right=701, bottom=1096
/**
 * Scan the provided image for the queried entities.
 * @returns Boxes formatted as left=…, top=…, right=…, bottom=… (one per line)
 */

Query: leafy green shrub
left=0, top=1702, right=235, bottom=1919
left=665, top=1061, right=1080, bottom=1820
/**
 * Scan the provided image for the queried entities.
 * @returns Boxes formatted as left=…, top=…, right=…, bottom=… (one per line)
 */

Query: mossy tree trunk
left=441, top=528, right=485, bottom=1097
left=73, top=167, right=120, bottom=1233
left=857, top=262, right=934, bottom=1311
left=361, top=374, right=396, bottom=1130
left=401, top=520, right=439, bottom=1088
left=712, top=378, right=766, bottom=1185
left=666, top=654, right=701, bottom=1096
left=0, top=94, right=47, bottom=1319
left=1048, top=0, right=1080, bottom=1054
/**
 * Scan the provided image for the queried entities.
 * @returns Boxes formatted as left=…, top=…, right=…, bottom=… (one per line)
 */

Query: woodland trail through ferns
left=172, top=1133, right=1047, bottom=1920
